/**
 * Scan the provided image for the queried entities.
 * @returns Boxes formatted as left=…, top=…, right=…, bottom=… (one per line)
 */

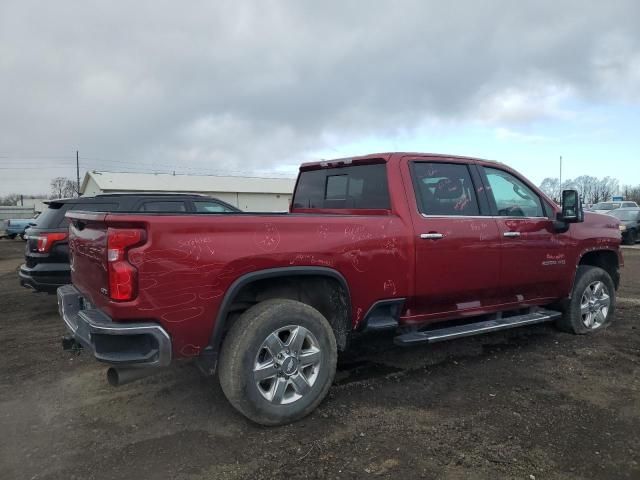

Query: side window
left=140, top=201, right=187, bottom=212
left=193, top=201, right=235, bottom=213
left=484, top=167, right=544, bottom=217
left=411, top=162, right=480, bottom=216
left=292, top=163, right=390, bottom=209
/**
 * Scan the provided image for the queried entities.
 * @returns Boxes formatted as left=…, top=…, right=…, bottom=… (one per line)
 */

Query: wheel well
left=579, top=250, right=620, bottom=289
left=222, top=275, right=351, bottom=351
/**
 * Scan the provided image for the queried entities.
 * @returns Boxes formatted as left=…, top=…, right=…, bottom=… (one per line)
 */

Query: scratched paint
left=254, top=223, right=281, bottom=252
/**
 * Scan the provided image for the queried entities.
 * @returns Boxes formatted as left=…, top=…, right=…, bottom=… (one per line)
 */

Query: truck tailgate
left=68, top=211, right=109, bottom=304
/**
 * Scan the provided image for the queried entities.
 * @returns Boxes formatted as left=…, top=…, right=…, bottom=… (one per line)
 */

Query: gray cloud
left=0, top=0, right=639, bottom=194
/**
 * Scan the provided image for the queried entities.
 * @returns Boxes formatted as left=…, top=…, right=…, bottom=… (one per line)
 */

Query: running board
left=394, top=309, right=562, bottom=346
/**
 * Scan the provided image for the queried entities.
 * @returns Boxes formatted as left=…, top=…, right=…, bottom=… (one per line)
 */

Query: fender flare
left=206, top=266, right=352, bottom=361
left=569, top=247, right=621, bottom=297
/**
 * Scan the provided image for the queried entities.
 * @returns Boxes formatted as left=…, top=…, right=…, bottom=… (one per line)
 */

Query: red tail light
left=107, top=228, right=145, bottom=301
left=36, top=232, right=68, bottom=253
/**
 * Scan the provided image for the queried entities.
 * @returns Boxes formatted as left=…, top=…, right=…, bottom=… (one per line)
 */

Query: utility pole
left=76, top=150, right=80, bottom=197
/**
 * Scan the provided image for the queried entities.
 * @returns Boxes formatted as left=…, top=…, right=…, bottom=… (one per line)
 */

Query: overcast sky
left=0, top=1, right=639, bottom=196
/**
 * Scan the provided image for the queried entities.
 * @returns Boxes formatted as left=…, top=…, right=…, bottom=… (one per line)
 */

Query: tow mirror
left=558, top=189, right=584, bottom=223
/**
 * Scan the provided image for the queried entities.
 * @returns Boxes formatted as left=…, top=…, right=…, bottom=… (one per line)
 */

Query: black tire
left=218, top=299, right=337, bottom=426
left=556, top=265, right=616, bottom=334
left=19, top=233, right=26, bottom=241
left=623, top=229, right=637, bottom=245
left=8, top=234, right=16, bottom=240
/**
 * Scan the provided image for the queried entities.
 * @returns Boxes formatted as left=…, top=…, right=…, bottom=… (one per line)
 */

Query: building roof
left=81, top=171, right=296, bottom=195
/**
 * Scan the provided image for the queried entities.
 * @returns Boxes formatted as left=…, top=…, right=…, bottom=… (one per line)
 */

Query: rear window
left=59, top=203, right=118, bottom=226
left=33, top=203, right=65, bottom=228
left=292, top=163, right=390, bottom=209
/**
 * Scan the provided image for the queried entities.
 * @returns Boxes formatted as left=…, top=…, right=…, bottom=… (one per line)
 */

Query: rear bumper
left=57, top=284, right=172, bottom=368
left=20, top=263, right=70, bottom=293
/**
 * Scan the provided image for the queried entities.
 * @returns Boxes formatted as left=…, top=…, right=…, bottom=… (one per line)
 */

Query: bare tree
left=50, top=177, right=77, bottom=199
left=622, top=184, right=640, bottom=204
left=539, top=177, right=560, bottom=202
left=594, top=177, right=619, bottom=204
left=0, top=193, right=22, bottom=206
left=572, top=175, right=599, bottom=204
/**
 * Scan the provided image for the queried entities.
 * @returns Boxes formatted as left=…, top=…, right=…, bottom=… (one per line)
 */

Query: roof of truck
left=299, top=152, right=504, bottom=170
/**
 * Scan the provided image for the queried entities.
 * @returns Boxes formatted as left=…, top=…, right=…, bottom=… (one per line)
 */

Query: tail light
left=35, top=232, right=68, bottom=253
left=107, top=228, right=145, bottom=301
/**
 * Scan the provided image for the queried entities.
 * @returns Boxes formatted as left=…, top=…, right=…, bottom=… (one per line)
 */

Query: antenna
left=559, top=155, right=562, bottom=200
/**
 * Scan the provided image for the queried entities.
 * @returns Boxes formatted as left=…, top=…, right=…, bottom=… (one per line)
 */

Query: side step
left=394, top=309, right=562, bottom=346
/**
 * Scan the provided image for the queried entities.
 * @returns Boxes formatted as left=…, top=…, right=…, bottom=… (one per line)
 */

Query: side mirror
left=558, top=189, right=584, bottom=223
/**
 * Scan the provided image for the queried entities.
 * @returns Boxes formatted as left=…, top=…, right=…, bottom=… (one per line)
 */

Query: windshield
left=592, top=202, right=620, bottom=210
left=609, top=210, right=639, bottom=221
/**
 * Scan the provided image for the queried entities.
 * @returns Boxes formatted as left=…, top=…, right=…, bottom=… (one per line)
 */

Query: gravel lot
left=1, top=238, right=639, bottom=480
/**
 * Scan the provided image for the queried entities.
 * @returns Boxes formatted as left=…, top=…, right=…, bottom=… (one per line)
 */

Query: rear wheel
left=8, top=234, right=16, bottom=240
left=556, top=266, right=615, bottom=334
left=218, top=299, right=337, bottom=426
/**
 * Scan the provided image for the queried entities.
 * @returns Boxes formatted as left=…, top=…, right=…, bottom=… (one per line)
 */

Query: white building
left=15, top=197, right=49, bottom=213
left=80, top=171, right=296, bottom=212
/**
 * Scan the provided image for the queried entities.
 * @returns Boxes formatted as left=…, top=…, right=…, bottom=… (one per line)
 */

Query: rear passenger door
left=478, top=166, right=568, bottom=302
left=407, top=160, right=504, bottom=319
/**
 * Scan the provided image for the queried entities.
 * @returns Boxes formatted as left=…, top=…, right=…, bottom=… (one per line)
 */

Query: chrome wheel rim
left=580, top=281, right=610, bottom=329
left=253, top=325, right=322, bottom=405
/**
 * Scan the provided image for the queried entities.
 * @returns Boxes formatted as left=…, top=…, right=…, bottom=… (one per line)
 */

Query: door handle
left=420, top=233, right=444, bottom=240
left=503, top=231, right=521, bottom=238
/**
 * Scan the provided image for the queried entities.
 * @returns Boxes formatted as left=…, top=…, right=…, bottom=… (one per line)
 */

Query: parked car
left=589, top=201, right=638, bottom=213
left=4, top=218, right=36, bottom=239
left=58, top=153, right=622, bottom=425
left=607, top=207, right=640, bottom=245
left=20, top=193, right=239, bottom=293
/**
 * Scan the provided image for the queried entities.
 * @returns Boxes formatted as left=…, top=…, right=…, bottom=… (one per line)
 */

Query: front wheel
left=556, top=265, right=616, bottom=334
left=218, top=299, right=337, bottom=426
left=623, top=229, right=637, bottom=245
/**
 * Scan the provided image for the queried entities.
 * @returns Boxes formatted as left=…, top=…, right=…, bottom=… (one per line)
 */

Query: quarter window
left=484, top=167, right=544, bottom=217
left=140, top=201, right=187, bottom=212
left=194, top=201, right=235, bottom=213
left=412, top=162, right=480, bottom=216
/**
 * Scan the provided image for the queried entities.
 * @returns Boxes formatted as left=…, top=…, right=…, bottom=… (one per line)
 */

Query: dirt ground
left=0, top=239, right=638, bottom=480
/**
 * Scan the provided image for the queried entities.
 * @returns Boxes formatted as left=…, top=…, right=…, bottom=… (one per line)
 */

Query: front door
left=405, top=159, right=503, bottom=320
left=479, top=165, right=570, bottom=302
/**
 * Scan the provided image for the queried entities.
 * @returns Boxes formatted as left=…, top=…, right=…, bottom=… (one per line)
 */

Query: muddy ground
left=0, top=238, right=638, bottom=480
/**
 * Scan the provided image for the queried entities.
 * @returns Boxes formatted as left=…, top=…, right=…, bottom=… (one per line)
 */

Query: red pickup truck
left=58, top=152, right=623, bottom=425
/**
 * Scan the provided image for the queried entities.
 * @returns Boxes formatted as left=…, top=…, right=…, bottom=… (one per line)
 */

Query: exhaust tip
left=106, top=367, right=119, bottom=387
left=107, top=367, right=158, bottom=387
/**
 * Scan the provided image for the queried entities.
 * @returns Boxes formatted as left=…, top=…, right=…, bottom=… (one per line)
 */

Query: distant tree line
left=539, top=176, right=640, bottom=205
left=0, top=176, right=79, bottom=206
